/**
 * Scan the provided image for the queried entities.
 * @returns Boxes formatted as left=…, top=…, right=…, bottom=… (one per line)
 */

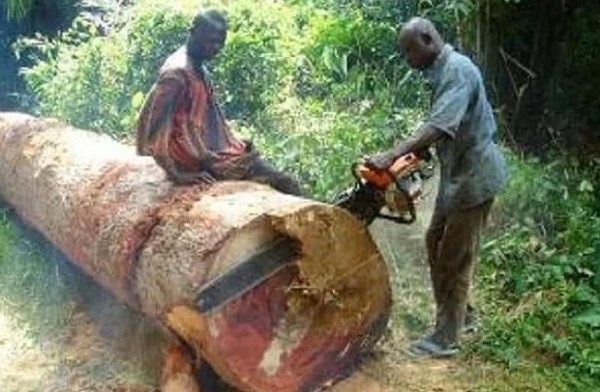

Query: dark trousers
left=245, top=157, right=304, bottom=197
left=425, top=198, right=494, bottom=345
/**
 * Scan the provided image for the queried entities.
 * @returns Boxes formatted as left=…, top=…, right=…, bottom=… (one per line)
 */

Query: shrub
left=210, top=1, right=303, bottom=121
left=19, top=6, right=189, bottom=138
left=19, top=0, right=304, bottom=137
left=237, top=98, right=421, bottom=200
left=471, top=153, right=600, bottom=389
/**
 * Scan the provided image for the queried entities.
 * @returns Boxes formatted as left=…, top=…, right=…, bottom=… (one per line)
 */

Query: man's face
left=397, top=31, right=434, bottom=70
left=188, top=24, right=227, bottom=62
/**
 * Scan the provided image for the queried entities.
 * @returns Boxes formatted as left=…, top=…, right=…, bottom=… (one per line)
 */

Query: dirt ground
left=0, top=174, right=493, bottom=392
left=0, top=290, right=166, bottom=391
left=0, top=306, right=476, bottom=392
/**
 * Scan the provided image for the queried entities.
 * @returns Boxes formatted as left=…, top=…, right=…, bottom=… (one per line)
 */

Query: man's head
left=397, top=17, right=444, bottom=70
left=187, top=10, right=227, bottom=62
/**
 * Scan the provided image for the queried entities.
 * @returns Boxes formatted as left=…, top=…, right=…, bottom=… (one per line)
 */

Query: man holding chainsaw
left=136, top=10, right=303, bottom=196
left=367, top=17, right=508, bottom=357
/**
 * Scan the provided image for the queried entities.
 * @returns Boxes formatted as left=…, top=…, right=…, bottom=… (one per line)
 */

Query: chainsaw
left=195, top=151, right=430, bottom=315
left=333, top=152, right=428, bottom=226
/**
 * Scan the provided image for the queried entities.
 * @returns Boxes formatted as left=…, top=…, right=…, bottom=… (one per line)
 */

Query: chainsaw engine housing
left=333, top=154, right=425, bottom=226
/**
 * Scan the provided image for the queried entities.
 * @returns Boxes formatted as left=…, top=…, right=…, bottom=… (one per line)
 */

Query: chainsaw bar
left=195, top=237, right=297, bottom=314
left=333, top=182, right=385, bottom=226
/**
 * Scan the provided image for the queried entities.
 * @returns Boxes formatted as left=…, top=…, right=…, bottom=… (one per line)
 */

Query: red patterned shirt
left=136, top=47, right=249, bottom=182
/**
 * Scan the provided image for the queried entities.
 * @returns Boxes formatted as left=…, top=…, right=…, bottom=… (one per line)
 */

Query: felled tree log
left=0, top=112, right=392, bottom=392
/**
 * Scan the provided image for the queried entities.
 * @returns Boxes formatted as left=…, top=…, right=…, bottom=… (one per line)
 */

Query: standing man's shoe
left=407, top=336, right=459, bottom=358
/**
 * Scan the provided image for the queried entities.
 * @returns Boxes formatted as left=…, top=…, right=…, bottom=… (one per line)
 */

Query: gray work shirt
left=423, top=44, right=508, bottom=213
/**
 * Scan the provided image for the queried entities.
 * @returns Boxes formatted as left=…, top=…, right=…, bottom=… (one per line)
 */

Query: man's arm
left=367, top=66, right=473, bottom=169
left=367, top=125, right=444, bottom=169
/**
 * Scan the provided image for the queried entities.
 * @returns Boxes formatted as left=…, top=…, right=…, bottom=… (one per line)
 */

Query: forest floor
left=0, top=177, right=559, bottom=392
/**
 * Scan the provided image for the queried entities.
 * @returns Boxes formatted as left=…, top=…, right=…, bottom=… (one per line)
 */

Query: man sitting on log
left=136, top=10, right=303, bottom=196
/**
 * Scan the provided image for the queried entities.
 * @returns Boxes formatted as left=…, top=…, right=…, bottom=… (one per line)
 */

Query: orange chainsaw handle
left=355, top=153, right=419, bottom=189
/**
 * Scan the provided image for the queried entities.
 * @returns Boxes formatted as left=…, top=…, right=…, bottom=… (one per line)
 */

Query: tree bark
left=0, top=112, right=392, bottom=392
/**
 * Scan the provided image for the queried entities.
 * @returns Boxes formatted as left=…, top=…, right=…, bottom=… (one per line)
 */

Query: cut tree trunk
left=0, top=112, right=392, bottom=392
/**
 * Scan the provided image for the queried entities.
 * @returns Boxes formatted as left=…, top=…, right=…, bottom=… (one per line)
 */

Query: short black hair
left=191, top=9, right=227, bottom=31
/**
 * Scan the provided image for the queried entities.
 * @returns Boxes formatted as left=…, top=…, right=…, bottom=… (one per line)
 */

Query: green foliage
left=293, top=0, right=474, bottom=44
left=210, top=1, right=303, bottom=121
left=18, top=5, right=189, bottom=138
left=236, top=98, right=420, bottom=200
left=293, top=8, right=430, bottom=117
left=470, top=153, right=600, bottom=389
left=299, top=11, right=395, bottom=93
left=303, top=11, right=396, bottom=77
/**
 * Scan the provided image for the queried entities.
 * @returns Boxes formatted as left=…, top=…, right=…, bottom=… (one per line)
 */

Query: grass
left=0, top=202, right=163, bottom=391
left=0, top=204, right=75, bottom=337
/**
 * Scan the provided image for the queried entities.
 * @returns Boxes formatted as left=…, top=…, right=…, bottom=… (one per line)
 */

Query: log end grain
left=160, top=185, right=392, bottom=392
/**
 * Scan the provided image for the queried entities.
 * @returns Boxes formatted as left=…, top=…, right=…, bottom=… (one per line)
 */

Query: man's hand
left=365, top=149, right=396, bottom=170
left=195, top=170, right=217, bottom=184
left=171, top=170, right=217, bottom=185
left=365, top=125, right=443, bottom=170
left=365, top=143, right=410, bottom=170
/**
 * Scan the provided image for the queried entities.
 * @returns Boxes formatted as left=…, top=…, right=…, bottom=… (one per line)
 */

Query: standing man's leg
left=432, top=198, right=493, bottom=346
left=425, top=202, right=448, bottom=331
left=413, top=198, right=493, bottom=355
